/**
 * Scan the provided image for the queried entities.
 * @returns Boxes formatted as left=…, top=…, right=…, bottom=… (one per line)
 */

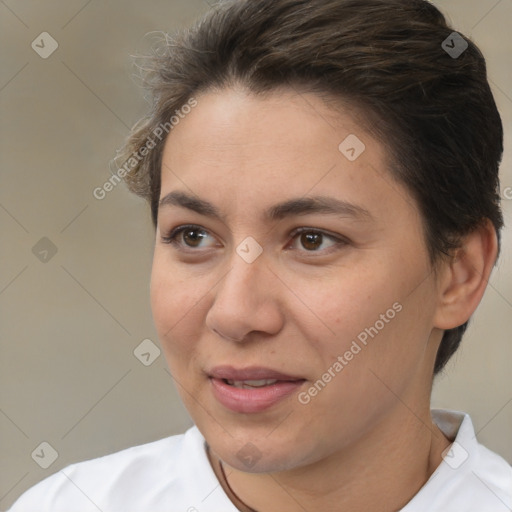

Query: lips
left=209, top=365, right=304, bottom=382
left=208, top=366, right=306, bottom=413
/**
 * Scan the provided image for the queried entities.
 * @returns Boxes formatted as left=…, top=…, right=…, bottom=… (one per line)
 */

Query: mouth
left=207, top=366, right=306, bottom=413
left=223, top=378, right=283, bottom=389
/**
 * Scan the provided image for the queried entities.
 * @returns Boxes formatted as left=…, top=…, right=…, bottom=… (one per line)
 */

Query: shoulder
left=7, top=426, right=236, bottom=512
left=436, top=441, right=512, bottom=511
left=402, top=409, right=512, bottom=512
left=472, top=441, right=512, bottom=503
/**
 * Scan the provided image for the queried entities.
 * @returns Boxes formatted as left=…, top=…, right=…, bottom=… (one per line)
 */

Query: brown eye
left=288, top=227, right=347, bottom=254
left=181, top=228, right=208, bottom=247
left=161, top=225, right=217, bottom=249
left=300, top=232, right=323, bottom=251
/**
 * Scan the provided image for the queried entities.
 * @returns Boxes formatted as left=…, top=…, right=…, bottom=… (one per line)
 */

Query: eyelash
left=160, top=225, right=210, bottom=247
left=160, top=224, right=349, bottom=255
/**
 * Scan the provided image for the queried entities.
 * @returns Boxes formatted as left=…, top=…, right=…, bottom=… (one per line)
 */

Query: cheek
left=149, top=255, right=205, bottom=358
left=299, top=265, right=399, bottom=342
left=299, top=259, right=431, bottom=373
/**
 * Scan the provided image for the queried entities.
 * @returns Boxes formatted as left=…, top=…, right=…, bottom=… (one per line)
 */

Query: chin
left=203, top=422, right=316, bottom=474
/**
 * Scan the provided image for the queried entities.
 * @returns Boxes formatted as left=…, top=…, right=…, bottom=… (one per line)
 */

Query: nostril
left=213, top=328, right=244, bottom=342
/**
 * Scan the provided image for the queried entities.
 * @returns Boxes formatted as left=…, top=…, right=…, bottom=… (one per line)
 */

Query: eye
left=287, top=227, right=347, bottom=253
left=160, top=224, right=219, bottom=249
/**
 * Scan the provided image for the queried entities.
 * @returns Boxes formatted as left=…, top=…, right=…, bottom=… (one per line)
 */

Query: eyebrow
left=158, top=190, right=373, bottom=223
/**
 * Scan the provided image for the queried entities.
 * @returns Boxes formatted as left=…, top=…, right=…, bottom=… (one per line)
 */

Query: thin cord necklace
left=216, top=455, right=259, bottom=512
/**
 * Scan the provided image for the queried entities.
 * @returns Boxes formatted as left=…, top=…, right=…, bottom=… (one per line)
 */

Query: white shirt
left=7, top=409, right=512, bottom=512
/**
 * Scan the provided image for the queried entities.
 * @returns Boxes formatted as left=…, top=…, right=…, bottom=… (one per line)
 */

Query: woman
left=9, top=0, right=512, bottom=510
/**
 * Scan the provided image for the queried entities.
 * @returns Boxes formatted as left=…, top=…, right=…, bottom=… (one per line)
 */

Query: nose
left=205, top=252, right=284, bottom=343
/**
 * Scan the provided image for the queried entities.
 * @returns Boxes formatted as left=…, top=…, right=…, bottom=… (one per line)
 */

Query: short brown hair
left=117, top=0, right=504, bottom=374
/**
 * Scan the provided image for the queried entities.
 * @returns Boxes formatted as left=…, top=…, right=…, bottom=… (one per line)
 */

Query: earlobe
left=433, top=220, right=498, bottom=330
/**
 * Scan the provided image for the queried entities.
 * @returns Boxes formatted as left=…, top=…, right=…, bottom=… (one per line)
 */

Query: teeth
left=226, top=379, right=279, bottom=389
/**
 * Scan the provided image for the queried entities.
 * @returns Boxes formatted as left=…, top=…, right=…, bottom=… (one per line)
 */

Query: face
left=150, top=87, right=442, bottom=473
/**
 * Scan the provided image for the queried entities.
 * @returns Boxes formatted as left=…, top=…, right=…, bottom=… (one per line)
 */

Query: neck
left=208, top=407, right=451, bottom=512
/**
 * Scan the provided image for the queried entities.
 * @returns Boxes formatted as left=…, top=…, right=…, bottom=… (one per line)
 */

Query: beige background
left=1, top=0, right=511, bottom=508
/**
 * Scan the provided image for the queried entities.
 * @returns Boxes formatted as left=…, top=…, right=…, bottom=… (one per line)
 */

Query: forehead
left=163, top=87, right=367, bottom=158
left=158, top=88, right=415, bottom=224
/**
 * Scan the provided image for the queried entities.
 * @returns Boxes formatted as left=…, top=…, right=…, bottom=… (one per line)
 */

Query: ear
left=433, top=219, right=498, bottom=330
